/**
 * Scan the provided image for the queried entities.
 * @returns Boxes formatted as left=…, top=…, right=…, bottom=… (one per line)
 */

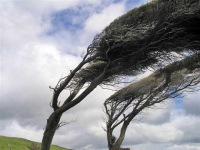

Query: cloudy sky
left=0, top=0, right=200, bottom=150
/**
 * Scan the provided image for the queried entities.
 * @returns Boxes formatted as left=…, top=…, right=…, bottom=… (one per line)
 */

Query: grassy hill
left=0, top=136, right=69, bottom=150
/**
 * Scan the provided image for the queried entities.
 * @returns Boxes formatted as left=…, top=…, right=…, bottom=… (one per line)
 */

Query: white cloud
left=0, top=0, right=81, bottom=130
left=128, top=143, right=200, bottom=150
left=0, top=1, right=49, bottom=53
left=166, top=144, right=200, bottom=150
left=0, top=121, right=43, bottom=142
left=125, top=122, right=184, bottom=144
left=84, top=2, right=125, bottom=33
left=80, top=2, right=126, bottom=44
left=121, top=109, right=200, bottom=149
left=10, top=0, right=102, bottom=16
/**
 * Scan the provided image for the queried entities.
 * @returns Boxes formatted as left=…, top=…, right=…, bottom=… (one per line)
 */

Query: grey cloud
left=176, top=116, right=200, bottom=143
left=166, top=143, right=200, bottom=150
left=52, top=123, right=108, bottom=149
left=128, top=143, right=200, bottom=150
left=118, top=110, right=200, bottom=147
left=134, top=102, right=173, bottom=125
left=183, top=91, right=200, bottom=116
left=0, top=53, right=57, bottom=128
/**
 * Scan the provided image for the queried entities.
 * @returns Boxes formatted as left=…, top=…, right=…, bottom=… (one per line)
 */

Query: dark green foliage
left=107, top=53, right=200, bottom=102
left=79, top=0, right=200, bottom=85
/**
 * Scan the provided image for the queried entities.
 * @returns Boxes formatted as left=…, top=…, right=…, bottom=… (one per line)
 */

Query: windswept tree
left=41, top=0, right=200, bottom=149
left=104, top=53, right=200, bottom=150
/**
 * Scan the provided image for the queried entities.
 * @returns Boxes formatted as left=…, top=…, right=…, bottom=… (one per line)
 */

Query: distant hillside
left=0, top=136, right=70, bottom=150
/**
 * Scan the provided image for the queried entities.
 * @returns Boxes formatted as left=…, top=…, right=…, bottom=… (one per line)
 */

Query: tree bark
left=111, top=122, right=128, bottom=150
left=107, top=125, right=113, bottom=150
left=41, top=112, right=62, bottom=150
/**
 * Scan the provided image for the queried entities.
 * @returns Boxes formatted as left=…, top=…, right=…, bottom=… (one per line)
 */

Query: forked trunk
left=111, top=122, right=128, bottom=150
left=41, top=112, right=62, bottom=150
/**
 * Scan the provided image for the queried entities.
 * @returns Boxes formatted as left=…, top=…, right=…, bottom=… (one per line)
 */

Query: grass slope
left=0, top=136, right=69, bottom=150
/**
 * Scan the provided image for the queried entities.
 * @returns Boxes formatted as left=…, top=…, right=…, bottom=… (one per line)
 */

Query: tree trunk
left=41, top=112, right=62, bottom=150
left=111, top=122, right=128, bottom=150
left=107, top=125, right=114, bottom=150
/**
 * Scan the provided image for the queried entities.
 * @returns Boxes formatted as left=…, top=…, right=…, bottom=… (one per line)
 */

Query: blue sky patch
left=45, top=0, right=126, bottom=36
left=174, top=96, right=184, bottom=109
left=125, top=0, right=150, bottom=11
left=47, top=7, right=89, bottom=35
left=111, top=0, right=124, bottom=4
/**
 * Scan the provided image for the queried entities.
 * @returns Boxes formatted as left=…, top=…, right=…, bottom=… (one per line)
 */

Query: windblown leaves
left=106, top=53, right=200, bottom=105
left=74, top=0, right=200, bottom=86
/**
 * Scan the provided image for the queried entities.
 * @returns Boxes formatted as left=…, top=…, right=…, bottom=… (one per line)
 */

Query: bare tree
left=104, top=53, right=200, bottom=150
left=41, top=0, right=200, bottom=149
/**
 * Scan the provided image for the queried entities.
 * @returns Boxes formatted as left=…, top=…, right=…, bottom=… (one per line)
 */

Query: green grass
left=0, top=136, right=69, bottom=150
